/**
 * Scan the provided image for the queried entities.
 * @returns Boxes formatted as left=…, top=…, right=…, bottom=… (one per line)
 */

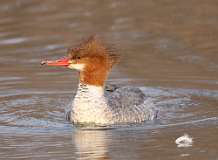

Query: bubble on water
left=175, top=133, right=193, bottom=147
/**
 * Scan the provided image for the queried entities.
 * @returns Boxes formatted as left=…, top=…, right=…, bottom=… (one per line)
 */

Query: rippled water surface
left=0, top=0, right=218, bottom=159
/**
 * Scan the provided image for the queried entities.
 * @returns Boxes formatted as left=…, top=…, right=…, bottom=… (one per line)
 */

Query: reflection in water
left=72, top=129, right=110, bottom=160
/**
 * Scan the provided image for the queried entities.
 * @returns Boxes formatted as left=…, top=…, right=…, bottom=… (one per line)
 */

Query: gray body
left=67, top=84, right=157, bottom=125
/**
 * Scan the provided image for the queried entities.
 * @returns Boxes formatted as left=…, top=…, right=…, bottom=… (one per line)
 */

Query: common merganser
left=41, top=36, right=156, bottom=125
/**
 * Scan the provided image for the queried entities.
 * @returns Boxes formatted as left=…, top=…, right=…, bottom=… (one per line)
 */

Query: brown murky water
left=0, top=0, right=218, bottom=159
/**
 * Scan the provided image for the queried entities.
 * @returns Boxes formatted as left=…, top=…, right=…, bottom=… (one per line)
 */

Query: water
left=0, top=0, right=218, bottom=159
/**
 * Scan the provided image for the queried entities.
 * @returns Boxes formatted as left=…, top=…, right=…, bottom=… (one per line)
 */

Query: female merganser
left=41, top=36, right=156, bottom=125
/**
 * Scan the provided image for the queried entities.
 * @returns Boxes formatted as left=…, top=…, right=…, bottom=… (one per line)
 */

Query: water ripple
left=0, top=37, right=28, bottom=45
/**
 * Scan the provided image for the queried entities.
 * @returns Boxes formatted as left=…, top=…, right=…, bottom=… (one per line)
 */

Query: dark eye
left=76, top=56, right=81, bottom=60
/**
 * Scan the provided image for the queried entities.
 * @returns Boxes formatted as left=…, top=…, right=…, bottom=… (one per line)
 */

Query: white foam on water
left=175, top=134, right=193, bottom=147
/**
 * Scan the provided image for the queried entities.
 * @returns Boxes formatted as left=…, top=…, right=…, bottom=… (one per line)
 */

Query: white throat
left=68, top=63, right=85, bottom=71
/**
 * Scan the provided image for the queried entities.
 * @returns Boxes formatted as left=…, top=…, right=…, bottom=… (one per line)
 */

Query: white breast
left=71, top=84, right=113, bottom=124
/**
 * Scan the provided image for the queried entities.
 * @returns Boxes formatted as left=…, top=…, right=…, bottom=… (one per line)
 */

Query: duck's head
left=41, top=36, right=119, bottom=86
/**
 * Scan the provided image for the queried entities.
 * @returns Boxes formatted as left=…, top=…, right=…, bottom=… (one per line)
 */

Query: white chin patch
left=68, top=64, right=85, bottom=71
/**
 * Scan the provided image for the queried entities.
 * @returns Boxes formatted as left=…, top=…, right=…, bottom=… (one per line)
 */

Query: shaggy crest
left=68, top=36, right=119, bottom=66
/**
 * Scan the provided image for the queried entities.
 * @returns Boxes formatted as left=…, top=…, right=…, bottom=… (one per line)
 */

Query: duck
left=41, top=36, right=156, bottom=125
